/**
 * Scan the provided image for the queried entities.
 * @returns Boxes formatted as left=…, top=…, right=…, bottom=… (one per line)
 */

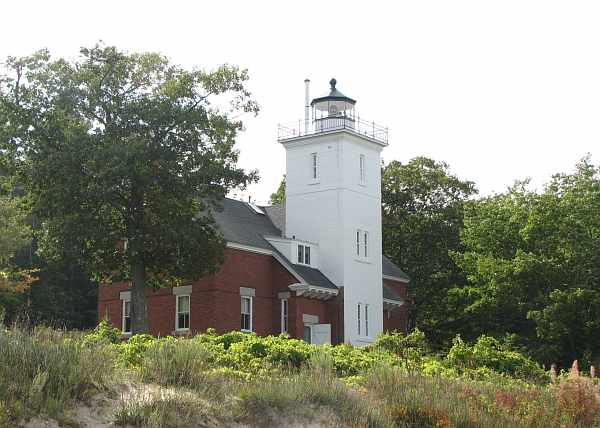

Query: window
left=357, top=303, right=370, bottom=337
left=310, top=152, right=318, bottom=180
left=365, top=304, right=369, bottom=337
left=176, top=295, right=190, bottom=330
left=304, top=325, right=312, bottom=343
left=122, top=300, right=131, bottom=334
left=241, top=296, right=252, bottom=332
left=357, top=303, right=362, bottom=336
left=356, top=229, right=369, bottom=259
left=297, top=244, right=311, bottom=265
left=281, top=299, right=288, bottom=333
left=359, top=154, right=366, bottom=184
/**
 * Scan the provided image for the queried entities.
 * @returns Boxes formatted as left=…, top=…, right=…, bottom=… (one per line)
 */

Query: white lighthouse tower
left=278, top=78, right=388, bottom=345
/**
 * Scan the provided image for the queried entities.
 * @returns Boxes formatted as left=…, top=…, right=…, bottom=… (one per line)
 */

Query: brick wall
left=382, top=278, right=409, bottom=334
left=97, top=247, right=403, bottom=343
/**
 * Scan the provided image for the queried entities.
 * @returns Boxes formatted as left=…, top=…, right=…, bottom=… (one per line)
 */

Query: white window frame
left=122, top=299, right=131, bottom=334
left=241, top=295, right=253, bottom=332
left=175, top=294, right=191, bottom=331
left=359, top=154, right=366, bottom=184
left=356, top=229, right=370, bottom=260
left=297, top=244, right=311, bottom=266
left=365, top=304, right=369, bottom=337
left=357, top=303, right=362, bottom=336
left=310, top=152, right=318, bottom=182
left=281, top=299, right=288, bottom=333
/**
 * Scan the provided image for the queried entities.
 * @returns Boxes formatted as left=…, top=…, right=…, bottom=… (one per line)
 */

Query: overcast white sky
left=2, top=1, right=599, bottom=203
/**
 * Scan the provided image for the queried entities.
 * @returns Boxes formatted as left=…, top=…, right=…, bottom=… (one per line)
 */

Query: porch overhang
left=289, top=283, right=338, bottom=300
left=383, top=298, right=405, bottom=311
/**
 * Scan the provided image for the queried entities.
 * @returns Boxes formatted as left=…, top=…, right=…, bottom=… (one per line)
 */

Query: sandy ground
left=20, top=382, right=346, bottom=428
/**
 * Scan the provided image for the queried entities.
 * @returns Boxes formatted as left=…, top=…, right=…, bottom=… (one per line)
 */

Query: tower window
left=359, top=154, right=366, bottom=184
left=365, top=304, right=369, bottom=336
left=310, top=152, right=318, bottom=181
left=357, top=303, right=362, bottom=336
left=356, top=229, right=369, bottom=259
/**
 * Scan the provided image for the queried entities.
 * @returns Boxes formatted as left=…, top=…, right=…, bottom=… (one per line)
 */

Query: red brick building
left=98, top=79, right=410, bottom=345
left=98, top=199, right=409, bottom=344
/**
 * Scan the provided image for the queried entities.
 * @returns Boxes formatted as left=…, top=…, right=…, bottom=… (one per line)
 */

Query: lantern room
left=311, top=78, right=356, bottom=131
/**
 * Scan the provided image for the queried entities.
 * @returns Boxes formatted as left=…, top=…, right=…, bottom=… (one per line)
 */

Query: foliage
left=0, top=196, right=34, bottom=322
left=82, top=319, right=121, bottom=345
left=445, top=335, right=546, bottom=381
left=269, top=174, right=285, bottom=205
left=451, top=157, right=600, bottom=366
left=0, top=44, right=259, bottom=333
left=373, top=328, right=430, bottom=359
left=381, top=157, right=477, bottom=346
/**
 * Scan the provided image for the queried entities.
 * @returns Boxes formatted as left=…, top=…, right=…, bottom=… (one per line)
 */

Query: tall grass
left=0, top=325, right=115, bottom=424
left=366, top=363, right=579, bottom=428
left=239, top=351, right=391, bottom=428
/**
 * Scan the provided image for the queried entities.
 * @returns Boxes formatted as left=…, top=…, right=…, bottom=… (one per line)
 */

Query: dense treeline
left=381, top=156, right=600, bottom=368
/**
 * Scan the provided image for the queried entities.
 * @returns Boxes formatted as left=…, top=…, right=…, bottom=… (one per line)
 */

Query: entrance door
left=310, top=324, right=331, bottom=345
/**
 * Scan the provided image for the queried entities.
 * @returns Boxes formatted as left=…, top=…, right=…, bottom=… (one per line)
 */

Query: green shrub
left=373, top=328, right=430, bottom=359
left=446, top=335, right=546, bottom=380
left=118, top=334, right=156, bottom=367
left=82, top=319, right=121, bottom=345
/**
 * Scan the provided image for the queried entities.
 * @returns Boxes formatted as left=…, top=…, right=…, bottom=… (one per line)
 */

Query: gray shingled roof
left=211, top=198, right=409, bottom=291
left=212, top=199, right=337, bottom=290
left=382, top=255, right=410, bottom=282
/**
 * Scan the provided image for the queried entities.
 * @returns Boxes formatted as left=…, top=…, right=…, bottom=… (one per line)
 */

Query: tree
left=270, top=175, right=285, bottom=205
left=0, top=44, right=259, bottom=333
left=381, top=157, right=477, bottom=345
left=0, top=195, right=33, bottom=320
left=451, top=157, right=600, bottom=366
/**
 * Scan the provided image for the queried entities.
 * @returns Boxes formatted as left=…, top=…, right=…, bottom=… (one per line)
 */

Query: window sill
left=122, top=332, right=132, bottom=337
left=356, top=337, right=374, bottom=344
left=358, top=182, right=366, bottom=187
left=308, top=181, right=320, bottom=185
left=173, top=329, right=191, bottom=336
left=354, top=258, right=372, bottom=265
left=241, top=329, right=253, bottom=333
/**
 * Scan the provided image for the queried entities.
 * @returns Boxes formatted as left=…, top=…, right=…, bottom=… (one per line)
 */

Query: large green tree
left=0, top=45, right=258, bottom=333
left=381, top=157, right=477, bottom=344
left=451, top=157, right=600, bottom=366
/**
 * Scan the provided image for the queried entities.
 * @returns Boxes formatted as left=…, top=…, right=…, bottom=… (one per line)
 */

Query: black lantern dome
left=311, top=78, right=356, bottom=131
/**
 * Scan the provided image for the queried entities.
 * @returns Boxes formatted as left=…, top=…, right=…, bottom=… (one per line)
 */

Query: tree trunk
left=131, top=261, right=150, bottom=334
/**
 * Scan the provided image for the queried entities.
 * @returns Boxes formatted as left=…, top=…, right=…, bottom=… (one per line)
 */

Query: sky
left=2, top=1, right=599, bottom=204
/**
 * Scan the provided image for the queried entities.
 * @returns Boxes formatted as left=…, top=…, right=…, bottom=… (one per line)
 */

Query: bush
left=373, top=328, right=430, bottom=359
left=82, top=319, right=121, bottom=345
left=118, top=334, right=156, bottom=367
left=445, top=335, right=546, bottom=380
